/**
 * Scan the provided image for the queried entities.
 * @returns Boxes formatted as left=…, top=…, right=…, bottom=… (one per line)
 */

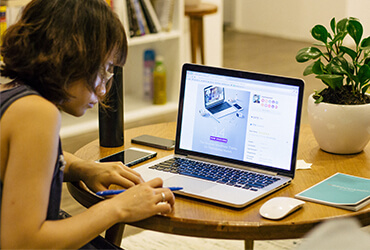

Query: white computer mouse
left=198, top=109, right=210, bottom=117
left=259, top=197, right=305, bottom=220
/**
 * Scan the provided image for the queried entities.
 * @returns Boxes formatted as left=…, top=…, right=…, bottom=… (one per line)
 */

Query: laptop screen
left=176, top=64, right=304, bottom=177
left=204, top=86, right=225, bottom=108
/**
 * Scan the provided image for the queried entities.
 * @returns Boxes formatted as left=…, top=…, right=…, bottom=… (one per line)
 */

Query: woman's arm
left=1, top=95, right=63, bottom=248
left=63, top=152, right=144, bottom=192
left=0, top=96, right=174, bottom=249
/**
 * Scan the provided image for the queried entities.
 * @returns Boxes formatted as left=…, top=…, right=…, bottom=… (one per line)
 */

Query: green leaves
left=316, top=74, right=344, bottom=90
left=311, top=25, right=329, bottom=44
left=330, top=17, right=336, bottom=34
left=296, top=47, right=322, bottom=62
left=296, top=17, right=370, bottom=96
left=339, top=46, right=357, bottom=60
left=360, top=36, right=370, bottom=50
left=327, top=56, right=350, bottom=75
left=313, top=90, right=324, bottom=103
left=337, top=18, right=349, bottom=34
left=303, top=60, right=325, bottom=76
left=348, top=20, right=363, bottom=45
left=358, top=64, right=370, bottom=93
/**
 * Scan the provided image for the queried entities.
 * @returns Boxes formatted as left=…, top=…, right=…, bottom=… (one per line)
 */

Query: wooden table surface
left=72, top=122, right=370, bottom=243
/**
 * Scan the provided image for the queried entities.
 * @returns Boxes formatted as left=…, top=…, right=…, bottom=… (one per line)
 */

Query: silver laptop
left=134, top=63, right=305, bottom=208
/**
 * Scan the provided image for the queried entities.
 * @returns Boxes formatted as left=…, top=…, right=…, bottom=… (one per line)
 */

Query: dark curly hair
left=0, top=0, right=127, bottom=103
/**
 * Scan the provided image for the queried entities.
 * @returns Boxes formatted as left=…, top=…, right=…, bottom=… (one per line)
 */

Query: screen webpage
left=179, top=70, right=300, bottom=171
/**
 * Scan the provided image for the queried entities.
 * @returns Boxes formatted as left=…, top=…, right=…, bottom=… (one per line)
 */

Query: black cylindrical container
left=99, top=66, right=124, bottom=147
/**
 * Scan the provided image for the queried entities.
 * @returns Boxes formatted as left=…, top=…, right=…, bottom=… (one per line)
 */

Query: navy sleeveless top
left=0, top=84, right=65, bottom=221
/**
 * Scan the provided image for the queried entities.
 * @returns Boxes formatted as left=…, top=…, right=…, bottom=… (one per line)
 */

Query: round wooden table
left=68, top=122, right=370, bottom=249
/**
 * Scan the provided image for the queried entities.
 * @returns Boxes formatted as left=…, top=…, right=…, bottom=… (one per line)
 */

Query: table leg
left=198, top=17, right=205, bottom=64
left=105, top=223, right=125, bottom=247
left=189, top=17, right=199, bottom=63
left=244, top=239, right=254, bottom=250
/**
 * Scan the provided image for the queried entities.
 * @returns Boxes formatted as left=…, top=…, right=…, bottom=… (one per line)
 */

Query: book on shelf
left=295, top=173, right=370, bottom=211
left=131, top=0, right=150, bottom=36
left=139, top=0, right=162, bottom=34
left=122, top=0, right=172, bottom=38
left=151, top=0, right=174, bottom=32
left=124, top=0, right=140, bottom=37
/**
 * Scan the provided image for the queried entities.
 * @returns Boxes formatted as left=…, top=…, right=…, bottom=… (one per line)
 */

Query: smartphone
left=98, top=147, right=157, bottom=167
left=233, top=103, right=243, bottom=111
left=131, top=134, right=175, bottom=150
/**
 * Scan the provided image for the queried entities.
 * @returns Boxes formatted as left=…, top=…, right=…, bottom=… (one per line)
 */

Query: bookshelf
left=107, top=0, right=184, bottom=130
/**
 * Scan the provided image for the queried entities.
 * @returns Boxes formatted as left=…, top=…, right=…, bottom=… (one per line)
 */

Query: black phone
left=98, top=147, right=157, bottom=167
left=131, top=134, right=175, bottom=150
left=233, top=103, right=243, bottom=110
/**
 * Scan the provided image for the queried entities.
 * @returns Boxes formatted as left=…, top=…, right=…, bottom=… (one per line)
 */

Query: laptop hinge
left=186, top=155, right=278, bottom=176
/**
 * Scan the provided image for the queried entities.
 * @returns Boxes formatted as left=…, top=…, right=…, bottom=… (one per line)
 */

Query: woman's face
left=58, top=80, right=98, bottom=117
left=58, top=61, right=113, bottom=117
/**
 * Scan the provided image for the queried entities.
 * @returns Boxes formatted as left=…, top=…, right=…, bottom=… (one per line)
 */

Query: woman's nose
left=96, top=83, right=106, bottom=96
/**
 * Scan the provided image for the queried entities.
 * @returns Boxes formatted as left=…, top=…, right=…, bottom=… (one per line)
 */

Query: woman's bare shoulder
left=2, top=94, right=61, bottom=133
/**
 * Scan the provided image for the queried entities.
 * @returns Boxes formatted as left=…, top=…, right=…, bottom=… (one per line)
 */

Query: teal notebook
left=295, top=173, right=370, bottom=211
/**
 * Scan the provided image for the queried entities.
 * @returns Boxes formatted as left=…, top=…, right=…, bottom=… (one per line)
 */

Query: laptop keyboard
left=207, top=102, right=232, bottom=114
left=149, top=158, right=280, bottom=191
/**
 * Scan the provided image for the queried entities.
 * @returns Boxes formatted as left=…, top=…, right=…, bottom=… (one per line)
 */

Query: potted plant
left=296, top=17, right=370, bottom=154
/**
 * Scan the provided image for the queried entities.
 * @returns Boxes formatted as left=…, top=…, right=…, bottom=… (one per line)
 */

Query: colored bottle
left=143, top=49, right=155, bottom=100
left=153, top=56, right=167, bottom=105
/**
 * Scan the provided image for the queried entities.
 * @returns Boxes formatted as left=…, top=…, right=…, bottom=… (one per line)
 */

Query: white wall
left=223, top=0, right=235, bottom=26
left=232, top=0, right=370, bottom=42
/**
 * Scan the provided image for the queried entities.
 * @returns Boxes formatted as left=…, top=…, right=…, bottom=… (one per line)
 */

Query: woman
left=0, top=0, right=175, bottom=248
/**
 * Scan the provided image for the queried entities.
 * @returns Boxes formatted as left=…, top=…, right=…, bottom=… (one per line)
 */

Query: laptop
left=134, top=63, right=305, bottom=208
left=204, top=85, right=238, bottom=119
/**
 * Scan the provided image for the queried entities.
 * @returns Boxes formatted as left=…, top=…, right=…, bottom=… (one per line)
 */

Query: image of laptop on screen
left=204, top=85, right=238, bottom=119
left=133, top=63, right=305, bottom=208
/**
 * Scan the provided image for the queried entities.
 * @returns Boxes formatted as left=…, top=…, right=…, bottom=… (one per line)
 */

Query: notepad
left=295, top=173, right=370, bottom=211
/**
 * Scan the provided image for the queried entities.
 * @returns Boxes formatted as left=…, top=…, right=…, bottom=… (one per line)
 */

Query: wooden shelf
left=128, top=30, right=181, bottom=46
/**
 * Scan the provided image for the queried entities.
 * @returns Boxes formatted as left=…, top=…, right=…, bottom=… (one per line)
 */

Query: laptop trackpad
left=163, top=176, right=217, bottom=194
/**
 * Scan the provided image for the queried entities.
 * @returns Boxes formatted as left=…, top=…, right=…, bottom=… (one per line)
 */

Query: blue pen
left=96, top=187, right=183, bottom=196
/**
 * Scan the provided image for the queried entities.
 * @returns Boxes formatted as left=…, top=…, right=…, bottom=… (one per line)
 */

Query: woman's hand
left=63, top=151, right=144, bottom=192
left=108, top=177, right=175, bottom=222
left=77, top=160, right=144, bottom=193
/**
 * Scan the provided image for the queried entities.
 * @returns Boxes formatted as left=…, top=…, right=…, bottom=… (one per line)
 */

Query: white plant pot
left=307, top=93, right=370, bottom=154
